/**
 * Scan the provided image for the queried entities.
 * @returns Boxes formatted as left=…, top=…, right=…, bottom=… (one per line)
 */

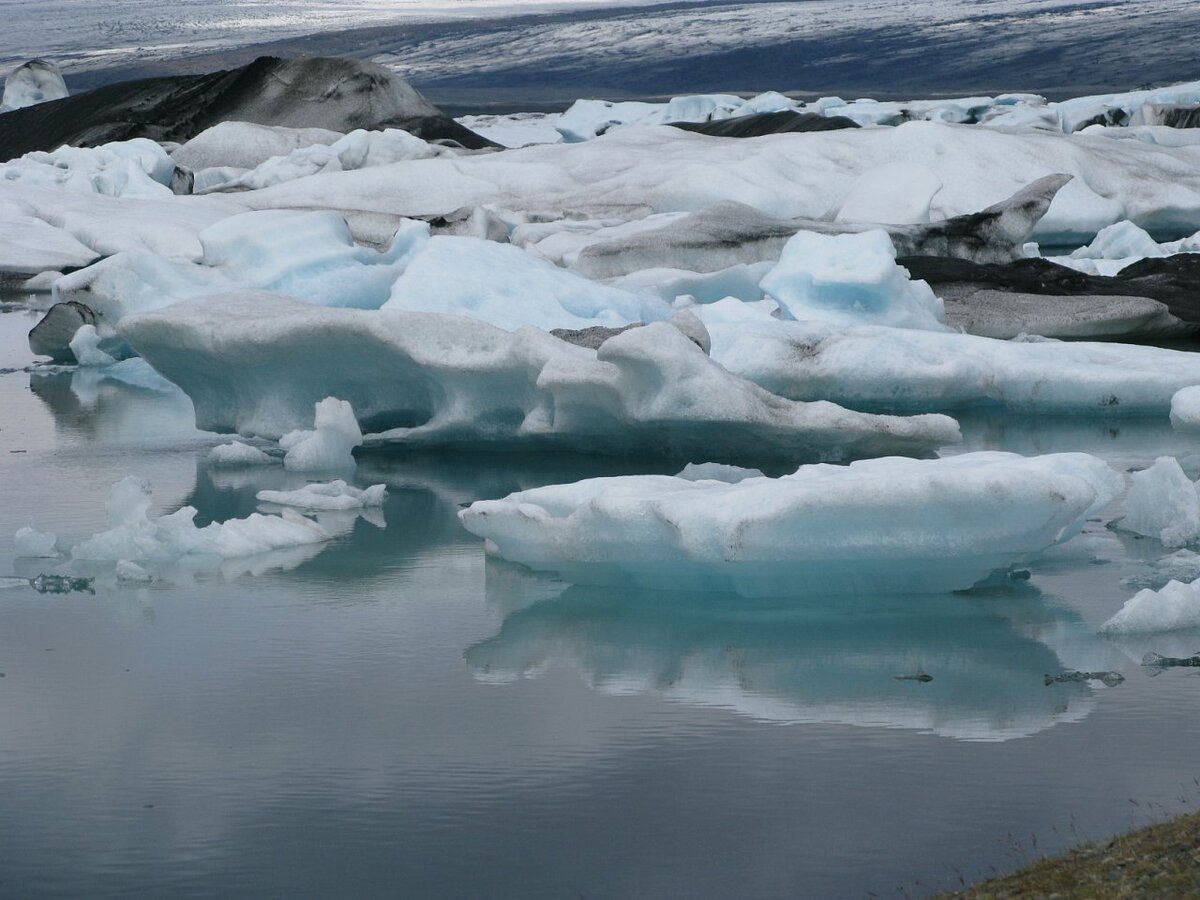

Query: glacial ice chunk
left=1, top=59, right=68, bottom=112
left=458, top=451, right=1123, bottom=597
left=282, top=398, right=363, bottom=472
left=115, top=560, right=153, bottom=583
left=1119, top=456, right=1200, bottom=548
left=171, top=121, right=344, bottom=172
left=0, top=139, right=175, bottom=198
left=1170, top=386, right=1200, bottom=431
left=119, top=292, right=960, bottom=463
left=759, top=229, right=947, bottom=331
left=1100, top=579, right=1200, bottom=633
left=70, top=476, right=329, bottom=562
left=383, top=236, right=672, bottom=330
left=256, top=480, right=387, bottom=510
left=14, top=524, right=57, bottom=557
left=208, top=441, right=275, bottom=467
left=701, top=314, right=1200, bottom=416
left=202, top=128, right=449, bottom=193
left=68, top=324, right=117, bottom=367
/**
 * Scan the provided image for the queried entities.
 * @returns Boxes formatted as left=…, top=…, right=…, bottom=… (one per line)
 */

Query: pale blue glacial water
left=2, top=306, right=1200, bottom=899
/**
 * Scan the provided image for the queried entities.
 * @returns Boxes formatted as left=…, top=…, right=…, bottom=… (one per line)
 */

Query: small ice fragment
left=1043, top=670, right=1124, bottom=687
left=208, top=441, right=274, bottom=467
left=115, top=560, right=153, bottom=582
left=68, top=324, right=117, bottom=367
left=14, top=524, right=57, bottom=557
left=283, top=397, right=362, bottom=472
left=1119, top=457, right=1200, bottom=547
left=256, top=480, right=387, bottom=510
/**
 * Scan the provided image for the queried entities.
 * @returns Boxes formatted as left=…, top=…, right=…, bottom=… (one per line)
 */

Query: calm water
left=2, top=303, right=1200, bottom=899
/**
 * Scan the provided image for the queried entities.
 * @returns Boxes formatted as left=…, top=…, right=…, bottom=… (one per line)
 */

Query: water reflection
left=468, top=574, right=1102, bottom=742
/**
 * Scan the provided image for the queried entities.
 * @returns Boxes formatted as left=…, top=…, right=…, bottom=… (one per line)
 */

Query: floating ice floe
left=70, top=476, right=330, bottom=562
left=1045, top=220, right=1199, bottom=277
left=699, top=308, right=1200, bottom=416
left=118, top=292, right=960, bottom=463
left=13, top=524, right=58, bottom=558
left=281, top=398, right=364, bottom=472
left=257, top=480, right=387, bottom=510
left=759, top=229, right=946, bottom=331
left=115, top=559, right=153, bottom=583
left=1100, top=579, right=1200, bottom=634
left=208, top=441, right=275, bottom=467
left=1118, top=456, right=1200, bottom=548
left=458, top=451, right=1123, bottom=597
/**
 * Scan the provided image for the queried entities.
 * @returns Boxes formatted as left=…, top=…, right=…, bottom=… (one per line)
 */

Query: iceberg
left=1118, top=456, right=1200, bottom=548
left=118, top=292, right=960, bottom=463
left=68, top=324, right=117, bottom=367
left=458, top=451, right=1123, bottom=597
left=701, top=311, right=1200, bottom=416
left=759, top=229, right=946, bottom=331
left=281, top=398, right=363, bottom=472
left=1100, top=579, right=1200, bottom=634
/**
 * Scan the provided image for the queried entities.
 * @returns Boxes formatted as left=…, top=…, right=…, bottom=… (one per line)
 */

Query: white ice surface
left=759, top=229, right=946, bottom=331
left=458, top=451, right=1123, bottom=597
left=229, top=122, right=1200, bottom=245
left=829, top=162, right=943, bottom=225
left=118, top=292, right=960, bottom=462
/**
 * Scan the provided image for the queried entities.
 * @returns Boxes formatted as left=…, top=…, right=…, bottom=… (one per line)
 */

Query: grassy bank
left=937, top=810, right=1200, bottom=898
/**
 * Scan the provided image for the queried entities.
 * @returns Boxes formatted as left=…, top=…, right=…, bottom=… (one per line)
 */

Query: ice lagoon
left=4, top=299, right=1200, bottom=898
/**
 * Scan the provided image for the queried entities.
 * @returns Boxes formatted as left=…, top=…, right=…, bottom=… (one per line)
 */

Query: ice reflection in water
left=469, top=573, right=1099, bottom=742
